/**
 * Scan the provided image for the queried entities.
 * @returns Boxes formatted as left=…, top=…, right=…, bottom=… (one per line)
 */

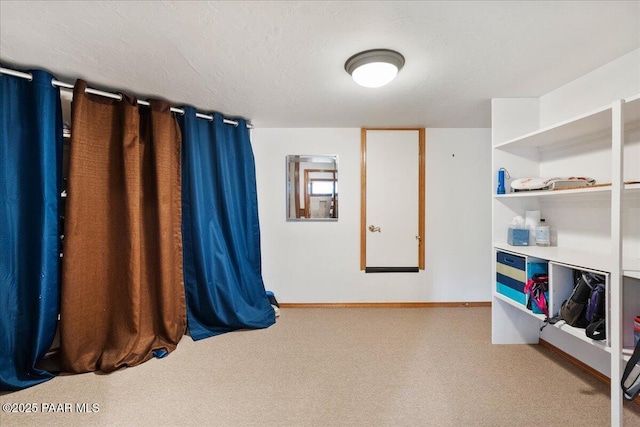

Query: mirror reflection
left=286, top=155, right=338, bottom=221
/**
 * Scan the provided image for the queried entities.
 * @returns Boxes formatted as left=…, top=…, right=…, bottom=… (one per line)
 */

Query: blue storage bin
left=497, top=283, right=527, bottom=305
left=496, top=252, right=527, bottom=305
left=496, top=251, right=547, bottom=307
left=527, top=262, right=547, bottom=278
left=497, top=252, right=526, bottom=271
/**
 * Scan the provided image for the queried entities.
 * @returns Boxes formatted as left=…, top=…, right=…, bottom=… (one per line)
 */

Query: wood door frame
left=294, top=161, right=301, bottom=218
left=360, top=128, right=425, bottom=271
left=303, top=168, right=337, bottom=218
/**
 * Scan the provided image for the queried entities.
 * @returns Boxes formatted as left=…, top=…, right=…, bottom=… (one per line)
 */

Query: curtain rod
left=0, top=67, right=252, bottom=128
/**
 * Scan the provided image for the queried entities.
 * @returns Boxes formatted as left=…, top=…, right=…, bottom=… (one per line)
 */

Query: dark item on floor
left=266, top=291, right=279, bottom=308
left=622, top=338, right=640, bottom=400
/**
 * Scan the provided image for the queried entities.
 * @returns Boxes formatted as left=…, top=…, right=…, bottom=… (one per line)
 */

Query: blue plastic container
left=507, top=228, right=529, bottom=246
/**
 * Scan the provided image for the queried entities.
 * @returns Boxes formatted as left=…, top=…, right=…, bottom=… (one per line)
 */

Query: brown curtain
left=59, top=80, right=186, bottom=373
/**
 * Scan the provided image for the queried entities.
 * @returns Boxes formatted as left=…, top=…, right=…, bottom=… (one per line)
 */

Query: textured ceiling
left=1, top=1, right=638, bottom=128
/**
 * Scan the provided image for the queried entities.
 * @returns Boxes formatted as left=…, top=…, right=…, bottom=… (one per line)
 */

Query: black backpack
left=559, top=272, right=591, bottom=327
left=560, top=271, right=605, bottom=330
left=585, top=282, right=606, bottom=340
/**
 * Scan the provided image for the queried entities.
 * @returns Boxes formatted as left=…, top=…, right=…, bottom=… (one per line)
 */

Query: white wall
left=539, top=48, right=640, bottom=127
left=251, top=127, right=491, bottom=303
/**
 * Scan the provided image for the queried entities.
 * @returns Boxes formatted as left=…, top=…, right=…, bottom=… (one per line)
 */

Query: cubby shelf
left=493, top=291, right=546, bottom=321
left=494, top=291, right=615, bottom=355
left=494, top=243, right=640, bottom=279
left=494, top=243, right=611, bottom=272
left=553, top=320, right=609, bottom=352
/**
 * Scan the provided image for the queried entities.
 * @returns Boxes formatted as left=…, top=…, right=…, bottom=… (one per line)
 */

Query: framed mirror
left=286, top=155, right=338, bottom=221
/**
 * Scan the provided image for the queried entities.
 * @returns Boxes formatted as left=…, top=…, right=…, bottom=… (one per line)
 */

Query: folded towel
left=511, top=177, right=595, bottom=191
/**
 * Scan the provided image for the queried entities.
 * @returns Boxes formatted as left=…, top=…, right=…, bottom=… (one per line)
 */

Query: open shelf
left=494, top=291, right=613, bottom=354
left=495, top=104, right=612, bottom=150
left=494, top=186, right=612, bottom=200
left=625, top=183, right=640, bottom=193
left=552, top=320, right=610, bottom=352
left=625, top=93, right=640, bottom=104
left=494, top=183, right=640, bottom=201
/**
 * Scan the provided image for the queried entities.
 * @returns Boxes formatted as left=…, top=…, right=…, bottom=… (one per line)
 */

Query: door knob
left=368, top=225, right=381, bottom=232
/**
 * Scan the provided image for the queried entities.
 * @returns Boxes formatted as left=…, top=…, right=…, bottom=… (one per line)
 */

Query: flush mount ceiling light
left=344, top=49, right=405, bottom=88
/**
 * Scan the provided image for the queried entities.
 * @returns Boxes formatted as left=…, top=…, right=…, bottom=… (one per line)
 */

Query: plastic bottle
left=535, top=219, right=550, bottom=247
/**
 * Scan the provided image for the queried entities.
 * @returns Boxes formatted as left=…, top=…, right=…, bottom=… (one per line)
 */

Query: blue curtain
left=0, top=70, right=62, bottom=390
left=179, top=108, right=275, bottom=340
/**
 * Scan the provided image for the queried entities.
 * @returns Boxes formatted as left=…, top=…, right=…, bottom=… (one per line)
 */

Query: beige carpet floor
left=1, top=307, right=639, bottom=426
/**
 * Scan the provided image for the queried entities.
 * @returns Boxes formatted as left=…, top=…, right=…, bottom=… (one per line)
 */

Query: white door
left=364, top=129, right=422, bottom=270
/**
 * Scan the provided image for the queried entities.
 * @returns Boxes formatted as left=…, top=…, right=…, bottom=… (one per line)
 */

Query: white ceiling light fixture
left=344, top=49, right=405, bottom=88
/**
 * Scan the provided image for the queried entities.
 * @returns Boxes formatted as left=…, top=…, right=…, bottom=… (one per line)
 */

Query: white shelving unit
left=492, top=94, right=640, bottom=426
